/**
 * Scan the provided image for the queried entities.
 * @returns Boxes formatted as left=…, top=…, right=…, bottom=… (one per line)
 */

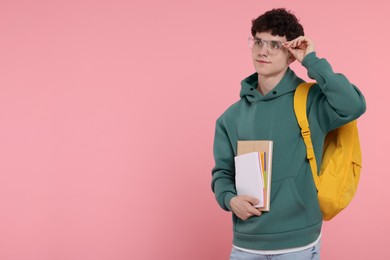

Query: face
left=251, top=32, right=293, bottom=78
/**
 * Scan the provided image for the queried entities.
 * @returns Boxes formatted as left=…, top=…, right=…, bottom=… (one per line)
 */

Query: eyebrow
left=253, top=37, right=283, bottom=43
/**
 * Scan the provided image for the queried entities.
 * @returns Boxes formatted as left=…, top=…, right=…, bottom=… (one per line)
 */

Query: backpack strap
left=293, top=83, right=320, bottom=188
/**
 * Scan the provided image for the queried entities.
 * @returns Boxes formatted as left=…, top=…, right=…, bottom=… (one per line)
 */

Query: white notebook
left=234, top=152, right=264, bottom=208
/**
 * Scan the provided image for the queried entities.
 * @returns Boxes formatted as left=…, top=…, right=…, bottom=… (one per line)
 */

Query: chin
left=254, top=67, right=269, bottom=76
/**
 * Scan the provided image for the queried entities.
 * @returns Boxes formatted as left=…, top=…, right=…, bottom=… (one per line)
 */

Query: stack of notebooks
left=234, top=140, right=273, bottom=211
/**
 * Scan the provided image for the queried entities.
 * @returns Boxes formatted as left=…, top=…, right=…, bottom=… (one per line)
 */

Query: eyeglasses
left=248, top=37, right=285, bottom=53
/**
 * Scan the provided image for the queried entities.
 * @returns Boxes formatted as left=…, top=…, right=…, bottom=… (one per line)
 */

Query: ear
left=287, top=53, right=296, bottom=65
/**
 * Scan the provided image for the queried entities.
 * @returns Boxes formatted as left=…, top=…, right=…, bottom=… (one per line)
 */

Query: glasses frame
left=248, top=36, right=286, bottom=53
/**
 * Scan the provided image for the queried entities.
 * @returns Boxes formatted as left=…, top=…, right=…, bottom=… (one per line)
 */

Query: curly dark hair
left=251, top=8, right=304, bottom=41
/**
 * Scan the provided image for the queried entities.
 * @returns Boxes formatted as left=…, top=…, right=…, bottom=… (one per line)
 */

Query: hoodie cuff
left=224, top=193, right=236, bottom=211
left=302, top=51, right=318, bottom=68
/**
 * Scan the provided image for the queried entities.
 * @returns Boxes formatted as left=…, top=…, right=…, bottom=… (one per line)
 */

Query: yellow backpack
left=294, top=83, right=362, bottom=221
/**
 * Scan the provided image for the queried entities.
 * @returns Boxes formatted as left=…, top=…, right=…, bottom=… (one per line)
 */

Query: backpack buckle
left=301, top=127, right=314, bottom=159
left=301, top=128, right=311, bottom=138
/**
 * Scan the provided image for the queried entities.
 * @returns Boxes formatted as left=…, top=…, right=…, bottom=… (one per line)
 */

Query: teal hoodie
left=211, top=52, right=366, bottom=250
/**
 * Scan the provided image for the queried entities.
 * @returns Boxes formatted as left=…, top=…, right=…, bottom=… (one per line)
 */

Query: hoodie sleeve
left=302, top=52, right=366, bottom=132
left=211, top=118, right=236, bottom=211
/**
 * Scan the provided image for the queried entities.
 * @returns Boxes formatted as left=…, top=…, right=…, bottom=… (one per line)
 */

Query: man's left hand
left=284, top=36, right=315, bottom=63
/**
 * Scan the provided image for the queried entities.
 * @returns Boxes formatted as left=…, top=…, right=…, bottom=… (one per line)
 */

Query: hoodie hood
left=240, top=68, right=305, bottom=103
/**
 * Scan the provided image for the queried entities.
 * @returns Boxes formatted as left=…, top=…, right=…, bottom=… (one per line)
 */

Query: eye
left=270, top=41, right=281, bottom=49
left=254, top=39, right=264, bottom=47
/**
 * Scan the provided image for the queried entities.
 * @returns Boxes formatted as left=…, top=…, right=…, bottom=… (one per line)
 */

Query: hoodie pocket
left=234, top=178, right=308, bottom=235
left=275, top=177, right=307, bottom=212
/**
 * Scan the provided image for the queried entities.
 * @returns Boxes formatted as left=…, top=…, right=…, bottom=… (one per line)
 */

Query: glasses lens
left=270, top=41, right=281, bottom=50
left=249, top=37, right=284, bottom=53
left=248, top=37, right=254, bottom=48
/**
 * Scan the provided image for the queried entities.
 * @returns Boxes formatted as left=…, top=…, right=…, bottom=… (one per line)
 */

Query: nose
left=256, top=44, right=269, bottom=56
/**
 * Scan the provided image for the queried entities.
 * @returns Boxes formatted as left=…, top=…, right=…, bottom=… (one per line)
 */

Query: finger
left=287, top=46, right=298, bottom=56
left=289, top=36, right=308, bottom=49
left=245, top=206, right=262, bottom=217
left=295, top=38, right=306, bottom=48
left=291, top=39, right=299, bottom=48
left=241, top=195, right=259, bottom=206
left=249, top=207, right=262, bottom=216
left=283, top=41, right=293, bottom=48
left=290, top=43, right=306, bottom=50
left=235, top=204, right=262, bottom=220
left=288, top=37, right=301, bottom=47
left=286, top=41, right=301, bottom=49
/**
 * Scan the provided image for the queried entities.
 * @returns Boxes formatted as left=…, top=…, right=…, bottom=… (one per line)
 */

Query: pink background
left=0, top=0, right=389, bottom=259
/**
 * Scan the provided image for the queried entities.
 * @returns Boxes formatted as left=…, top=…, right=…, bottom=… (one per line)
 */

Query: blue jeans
left=230, top=242, right=321, bottom=260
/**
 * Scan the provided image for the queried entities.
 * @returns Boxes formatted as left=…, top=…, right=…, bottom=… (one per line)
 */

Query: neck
left=257, top=69, right=288, bottom=95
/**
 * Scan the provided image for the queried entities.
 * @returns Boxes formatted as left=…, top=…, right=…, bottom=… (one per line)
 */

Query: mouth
left=256, top=60, right=270, bottom=64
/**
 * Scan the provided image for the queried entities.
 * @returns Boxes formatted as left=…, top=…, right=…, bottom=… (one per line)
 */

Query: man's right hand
left=230, top=195, right=262, bottom=220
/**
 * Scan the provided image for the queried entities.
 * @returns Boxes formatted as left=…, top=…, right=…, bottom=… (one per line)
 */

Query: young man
left=211, top=8, right=366, bottom=259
